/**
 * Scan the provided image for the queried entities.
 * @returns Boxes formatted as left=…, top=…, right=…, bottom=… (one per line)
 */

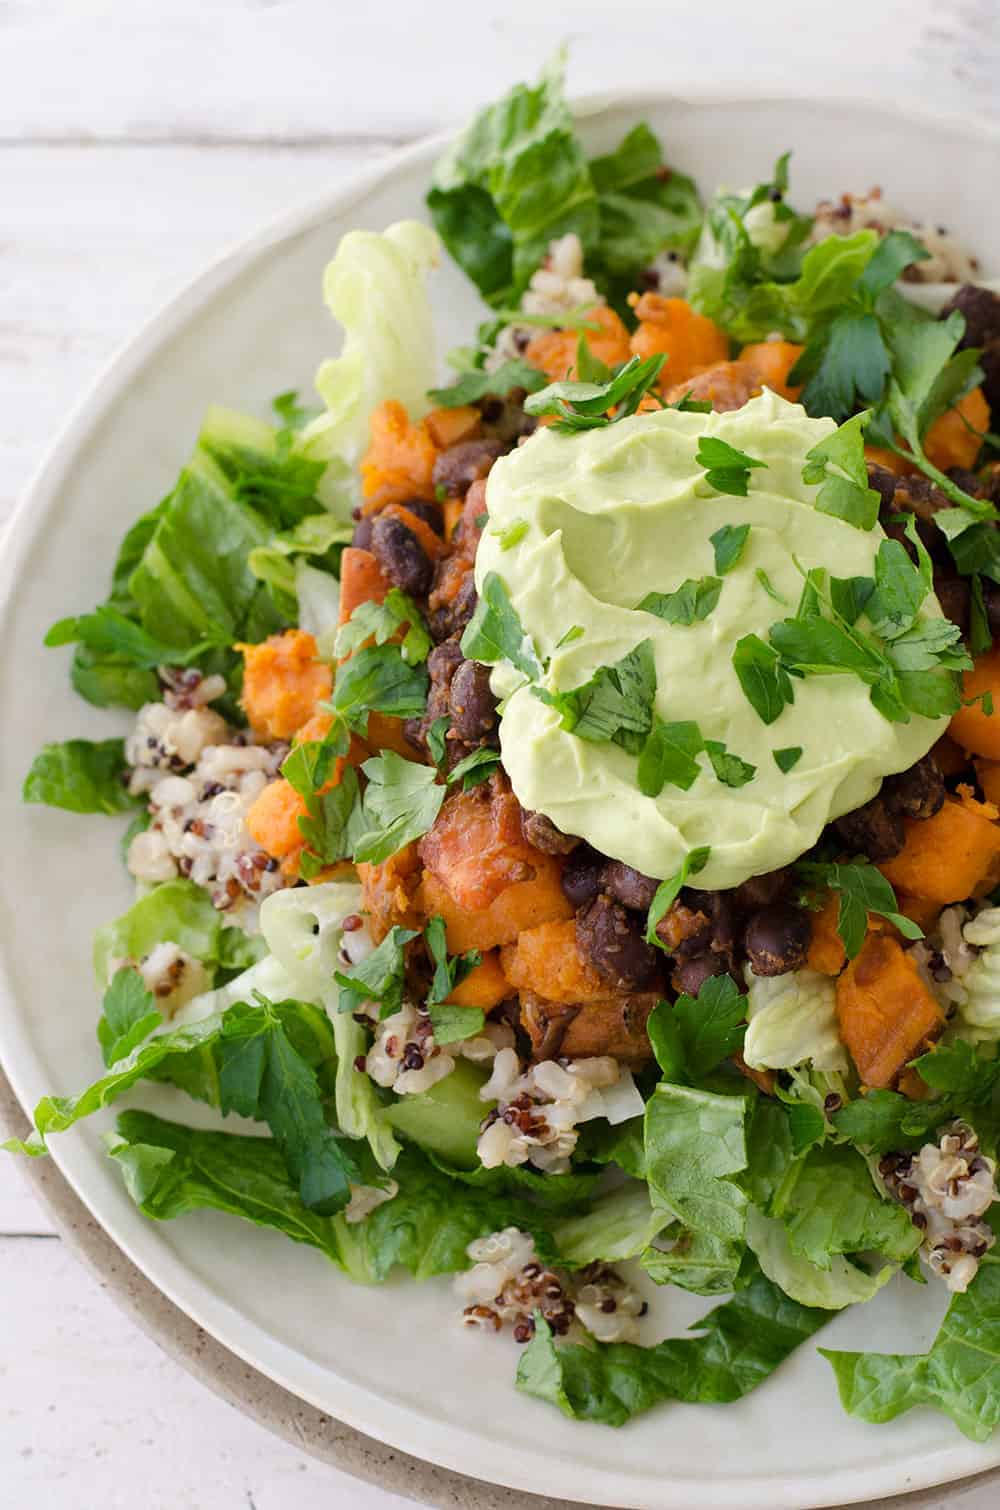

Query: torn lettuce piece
left=516, top=1269, right=829, bottom=1425
left=297, top=220, right=440, bottom=503
left=747, top=1207, right=899, bottom=1310
left=822, top=1254, right=1000, bottom=1441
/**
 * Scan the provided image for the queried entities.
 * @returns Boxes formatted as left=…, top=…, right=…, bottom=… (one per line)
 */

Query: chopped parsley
left=334, top=588, right=432, bottom=666
left=773, top=746, right=803, bottom=773
left=731, top=634, right=795, bottom=725
left=755, top=568, right=787, bottom=605
left=352, top=751, right=447, bottom=866
left=424, top=913, right=483, bottom=1027
left=637, top=717, right=704, bottom=795
left=334, top=926, right=418, bottom=1018
left=533, top=640, right=656, bottom=754
left=710, top=523, right=751, bottom=576
left=555, top=625, right=585, bottom=648
left=460, top=571, right=543, bottom=681
left=801, top=411, right=880, bottom=531
left=797, top=860, right=923, bottom=959
left=523, top=354, right=666, bottom=433
left=426, top=358, right=547, bottom=408
left=426, top=715, right=451, bottom=772
left=637, top=576, right=722, bottom=626
left=638, top=718, right=756, bottom=796
left=280, top=723, right=366, bottom=881
left=646, top=847, right=712, bottom=945
left=330, top=644, right=430, bottom=735
left=447, top=745, right=501, bottom=790
left=695, top=436, right=767, bottom=497
left=493, top=518, right=530, bottom=551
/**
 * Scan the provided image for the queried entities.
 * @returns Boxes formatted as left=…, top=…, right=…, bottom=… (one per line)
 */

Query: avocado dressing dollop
left=474, top=390, right=949, bottom=890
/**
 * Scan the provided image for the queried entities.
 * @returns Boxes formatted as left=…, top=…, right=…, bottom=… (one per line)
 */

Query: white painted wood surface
left=2, top=3, right=999, bottom=1505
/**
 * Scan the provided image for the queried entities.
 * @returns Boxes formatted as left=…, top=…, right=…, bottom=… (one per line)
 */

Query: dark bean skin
left=576, top=894, right=662, bottom=991
left=428, top=563, right=478, bottom=642
left=399, top=497, right=444, bottom=535
left=730, top=869, right=789, bottom=912
left=448, top=658, right=498, bottom=745
left=370, top=513, right=433, bottom=597
left=934, top=570, right=970, bottom=634
left=671, top=952, right=726, bottom=997
left=600, top=861, right=659, bottom=912
left=833, top=797, right=905, bottom=863
left=685, top=888, right=737, bottom=964
left=744, top=903, right=811, bottom=977
left=561, top=847, right=605, bottom=909
left=351, top=514, right=374, bottom=551
left=883, top=754, right=945, bottom=821
left=425, top=639, right=463, bottom=721
left=521, top=810, right=579, bottom=855
left=984, top=579, right=1000, bottom=641
left=432, top=438, right=507, bottom=497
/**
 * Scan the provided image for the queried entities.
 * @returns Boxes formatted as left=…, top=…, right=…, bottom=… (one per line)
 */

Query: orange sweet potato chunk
left=446, top=950, right=510, bottom=1010
left=360, top=399, right=439, bottom=506
left=950, top=648, right=1000, bottom=759
left=738, top=340, right=805, bottom=401
left=424, top=405, right=482, bottom=449
left=880, top=796, right=1000, bottom=905
left=337, top=547, right=392, bottom=628
left=663, top=359, right=759, bottom=413
left=357, top=843, right=424, bottom=943
left=924, top=387, right=991, bottom=473
left=805, top=895, right=845, bottom=976
left=525, top=306, right=631, bottom=383
left=418, top=782, right=547, bottom=913
left=835, top=932, right=944, bottom=1088
left=629, top=295, right=729, bottom=388
left=417, top=863, right=573, bottom=955
left=240, top=629, right=332, bottom=741
left=246, top=778, right=308, bottom=861
left=500, top=920, right=607, bottom=1004
left=976, top=759, right=1000, bottom=806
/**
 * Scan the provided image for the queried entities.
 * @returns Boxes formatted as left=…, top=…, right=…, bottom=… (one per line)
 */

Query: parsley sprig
left=798, top=860, right=923, bottom=959
left=731, top=518, right=971, bottom=727
left=695, top=436, right=768, bottom=497
left=523, top=353, right=666, bottom=433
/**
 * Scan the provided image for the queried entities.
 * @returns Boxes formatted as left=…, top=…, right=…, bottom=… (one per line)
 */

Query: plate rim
left=3, top=86, right=1000, bottom=1510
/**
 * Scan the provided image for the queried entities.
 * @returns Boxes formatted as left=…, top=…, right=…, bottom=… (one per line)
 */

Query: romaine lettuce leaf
left=427, top=54, right=596, bottom=308
left=551, top=1181, right=670, bottom=1267
left=770, top=1144, right=920, bottom=1270
left=743, top=967, right=848, bottom=1073
left=258, top=882, right=400, bottom=1171
left=92, top=879, right=265, bottom=990
left=297, top=220, right=440, bottom=497
left=747, top=1207, right=898, bottom=1310
left=644, top=1081, right=750, bottom=1246
left=822, top=1254, right=1000, bottom=1440
left=22, top=738, right=139, bottom=815
left=516, top=1269, right=829, bottom=1425
left=641, top=1229, right=745, bottom=1296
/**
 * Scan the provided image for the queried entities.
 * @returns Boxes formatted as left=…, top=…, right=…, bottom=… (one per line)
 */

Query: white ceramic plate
left=2, top=92, right=1000, bottom=1510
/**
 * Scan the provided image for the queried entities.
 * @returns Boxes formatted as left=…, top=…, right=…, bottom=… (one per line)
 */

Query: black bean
left=833, top=797, right=905, bottom=863
left=428, top=563, right=478, bottom=642
left=730, top=869, right=789, bottom=912
left=576, top=894, right=661, bottom=991
left=370, top=512, right=433, bottom=597
left=398, top=497, right=444, bottom=535
left=882, top=754, right=945, bottom=821
left=671, top=952, right=726, bottom=997
left=984, top=579, right=1000, bottom=641
left=601, top=861, right=659, bottom=912
left=351, top=514, right=374, bottom=551
left=448, top=658, right=498, bottom=744
left=432, top=438, right=507, bottom=498
left=744, top=903, right=811, bottom=977
left=561, top=847, right=605, bottom=908
left=521, top=810, right=579, bottom=855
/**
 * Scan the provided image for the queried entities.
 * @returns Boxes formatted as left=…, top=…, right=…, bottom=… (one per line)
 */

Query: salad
left=11, top=59, right=1000, bottom=1440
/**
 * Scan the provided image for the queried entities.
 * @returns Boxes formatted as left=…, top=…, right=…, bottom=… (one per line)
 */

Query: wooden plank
left=0, top=1234, right=416, bottom=1509
left=0, top=0, right=997, bottom=144
left=0, top=143, right=378, bottom=527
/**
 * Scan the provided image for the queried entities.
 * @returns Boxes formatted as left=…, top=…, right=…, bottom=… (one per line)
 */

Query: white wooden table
left=2, top=3, right=1000, bottom=1505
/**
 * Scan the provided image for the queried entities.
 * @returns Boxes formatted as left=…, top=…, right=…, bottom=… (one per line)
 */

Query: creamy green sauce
left=475, top=390, right=948, bottom=889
